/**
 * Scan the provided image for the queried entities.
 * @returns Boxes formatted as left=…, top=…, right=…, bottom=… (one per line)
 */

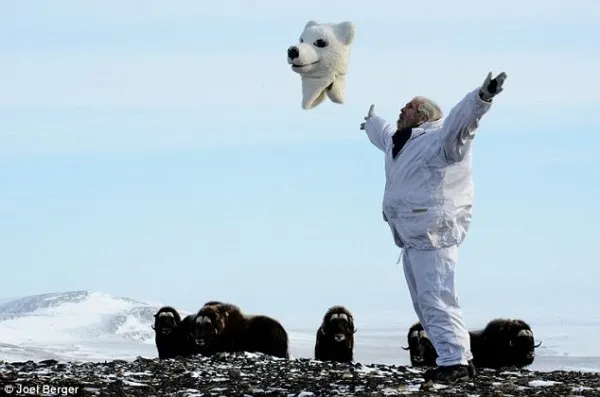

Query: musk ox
left=242, top=314, right=289, bottom=359
left=401, top=321, right=481, bottom=373
left=474, top=318, right=542, bottom=369
left=186, top=303, right=246, bottom=356
left=177, top=314, right=197, bottom=357
left=314, top=305, right=357, bottom=363
left=152, top=306, right=183, bottom=359
left=188, top=301, right=290, bottom=359
left=401, top=322, right=437, bottom=367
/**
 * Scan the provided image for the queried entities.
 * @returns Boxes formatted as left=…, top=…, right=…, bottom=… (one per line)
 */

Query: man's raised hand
left=479, top=72, right=507, bottom=102
left=360, top=104, right=376, bottom=130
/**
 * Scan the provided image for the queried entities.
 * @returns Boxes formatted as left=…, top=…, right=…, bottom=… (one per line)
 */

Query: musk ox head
left=402, top=322, right=437, bottom=366
left=152, top=306, right=182, bottom=336
left=508, top=321, right=542, bottom=366
left=188, top=306, right=226, bottom=352
left=484, top=318, right=542, bottom=367
left=319, top=306, right=357, bottom=343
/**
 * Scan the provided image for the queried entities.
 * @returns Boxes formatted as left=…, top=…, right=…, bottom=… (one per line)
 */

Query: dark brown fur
left=178, top=314, right=196, bottom=357
left=182, top=301, right=246, bottom=355
left=401, top=322, right=437, bottom=367
left=152, top=306, right=183, bottom=359
left=402, top=321, right=485, bottom=368
left=314, top=305, right=357, bottom=363
left=189, top=301, right=290, bottom=359
left=203, top=301, right=244, bottom=324
left=241, top=314, right=289, bottom=359
left=474, top=318, right=542, bottom=369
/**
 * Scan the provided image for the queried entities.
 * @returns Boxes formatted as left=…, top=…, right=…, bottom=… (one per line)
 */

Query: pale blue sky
left=1, top=0, right=599, bottom=330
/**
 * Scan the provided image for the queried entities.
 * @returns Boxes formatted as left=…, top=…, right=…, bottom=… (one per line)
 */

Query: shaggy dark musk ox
left=401, top=322, right=437, bottom=367
left=474, top=318, right=542, bottom=369
left=242, top=314, right=289, bottom=359
left=314, top=305, right=357, bottom=363
left=187, top=302, right=246, bottom=355
left=152, top=306, right=183, bottom=359
left=177, top=314, right=197, bottom=357
left=401, top=321, right=484, bottom=370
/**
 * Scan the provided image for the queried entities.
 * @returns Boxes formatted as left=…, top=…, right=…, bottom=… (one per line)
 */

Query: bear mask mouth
left=291, top=60, right=319, bottom=68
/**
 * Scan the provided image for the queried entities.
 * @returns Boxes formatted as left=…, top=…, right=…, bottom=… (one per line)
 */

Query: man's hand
left=360, top=104, right=376, bottom=130
left=479, top=72, right=507, bottom=102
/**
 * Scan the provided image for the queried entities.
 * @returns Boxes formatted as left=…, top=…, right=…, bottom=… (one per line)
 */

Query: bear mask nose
left=287, top=46, right=299, bottom=60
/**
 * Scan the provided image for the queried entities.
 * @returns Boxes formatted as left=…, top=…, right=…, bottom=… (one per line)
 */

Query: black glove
left=479, top=72, right=507, bottom=102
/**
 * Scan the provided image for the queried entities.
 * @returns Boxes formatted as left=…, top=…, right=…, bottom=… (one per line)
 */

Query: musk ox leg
left=155, top=336, right=180, bottom=359
left=402, top=247, right=473, bottom=367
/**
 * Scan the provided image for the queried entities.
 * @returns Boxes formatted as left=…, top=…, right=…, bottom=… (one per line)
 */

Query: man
left=360, top=72, right=507, bottom=383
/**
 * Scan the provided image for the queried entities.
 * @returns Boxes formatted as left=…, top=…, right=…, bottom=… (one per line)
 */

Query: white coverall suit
left=364, top=88, right=492, bottom=367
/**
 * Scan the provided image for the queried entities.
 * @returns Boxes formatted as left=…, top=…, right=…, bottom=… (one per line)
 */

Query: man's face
left=397, top=98, right=424, bottom=130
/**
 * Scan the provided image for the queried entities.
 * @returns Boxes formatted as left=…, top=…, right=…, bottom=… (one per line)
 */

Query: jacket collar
left=408, top=118, right=443, bottom=140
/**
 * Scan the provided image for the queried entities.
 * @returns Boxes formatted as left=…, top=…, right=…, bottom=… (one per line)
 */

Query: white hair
left=413, top=96, right=443, bottom=123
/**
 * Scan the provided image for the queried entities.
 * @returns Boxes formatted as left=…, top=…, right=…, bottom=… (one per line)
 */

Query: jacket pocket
left=396, top=208, right=437, bottom=249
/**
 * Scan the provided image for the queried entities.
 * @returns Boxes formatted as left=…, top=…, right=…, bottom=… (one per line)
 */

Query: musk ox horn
left=517, top=329, right=533, bottom=338
left=195, top=315, right=212, bottom=324
left=401, top=346, right=410, bottom=350
left=535, top=341, right=543, bottom=348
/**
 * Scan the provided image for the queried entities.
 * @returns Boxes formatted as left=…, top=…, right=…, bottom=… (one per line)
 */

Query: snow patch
left=529, top=379, right=562, bottom=387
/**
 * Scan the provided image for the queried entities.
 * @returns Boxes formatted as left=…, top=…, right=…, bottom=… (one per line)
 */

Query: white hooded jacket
left=364, top=88, right=492, bottom=250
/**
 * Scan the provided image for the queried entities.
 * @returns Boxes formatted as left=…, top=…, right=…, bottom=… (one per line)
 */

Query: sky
left=1, top=0, right=599, bottom=331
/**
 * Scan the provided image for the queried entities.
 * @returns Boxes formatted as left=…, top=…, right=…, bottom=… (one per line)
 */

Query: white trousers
left=401, top=245, right=473, bottom=366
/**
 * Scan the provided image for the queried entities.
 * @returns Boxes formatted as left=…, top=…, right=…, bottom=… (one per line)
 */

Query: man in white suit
left=361, top=72, right=507, bottom=383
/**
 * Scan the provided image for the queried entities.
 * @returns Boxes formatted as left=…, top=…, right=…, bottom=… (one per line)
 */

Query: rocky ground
left=0, top=352, right=599, bottom=397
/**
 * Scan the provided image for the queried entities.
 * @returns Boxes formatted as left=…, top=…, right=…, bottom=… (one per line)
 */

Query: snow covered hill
left=0, top=290, right=176, bottom=363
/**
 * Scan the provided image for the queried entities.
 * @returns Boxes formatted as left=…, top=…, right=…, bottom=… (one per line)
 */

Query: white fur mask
left=287, top=20, right=355, bottom=110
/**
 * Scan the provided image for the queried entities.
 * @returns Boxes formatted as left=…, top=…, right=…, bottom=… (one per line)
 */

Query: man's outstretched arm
left=361, top=104, right=395, bottom=152
left=438, top=72, right=507, bottom=163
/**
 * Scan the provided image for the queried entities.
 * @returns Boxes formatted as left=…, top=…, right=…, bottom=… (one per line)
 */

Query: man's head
left=397, top=96, right=443, bottom=130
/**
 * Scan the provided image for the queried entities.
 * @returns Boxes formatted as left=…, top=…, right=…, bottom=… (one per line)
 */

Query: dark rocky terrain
left=1, top=352, right=599, bottom=397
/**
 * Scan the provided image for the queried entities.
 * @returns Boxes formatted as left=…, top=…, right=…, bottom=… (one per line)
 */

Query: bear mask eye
left=313, top=39, right=328, bottom=48
left=299, top=37, right=304, bottom=43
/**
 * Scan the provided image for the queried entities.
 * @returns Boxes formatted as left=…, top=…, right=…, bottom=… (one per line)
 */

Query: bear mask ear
left=304, top=20, right=319, bottom=30
left=335, top=21, right=355, bottom=46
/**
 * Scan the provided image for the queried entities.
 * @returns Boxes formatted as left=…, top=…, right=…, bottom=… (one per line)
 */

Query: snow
left=0, top=291, right=165, bottom=362
left=529, top=380, right=563, bottom=387
left=0, top=292, right=143, bottom=341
